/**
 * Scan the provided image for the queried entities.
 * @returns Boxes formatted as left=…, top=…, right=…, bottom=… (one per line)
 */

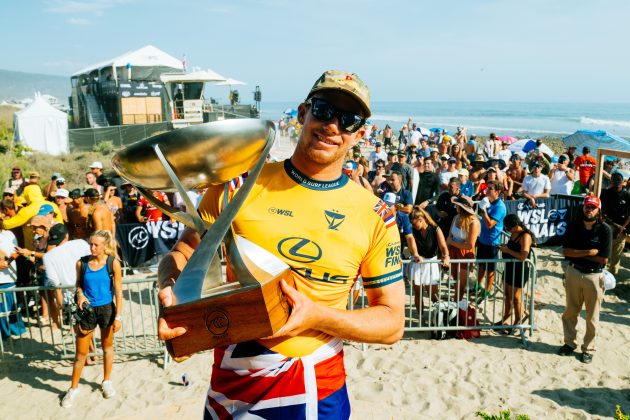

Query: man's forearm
left=314, top=283, right=405, bottom=344
left=583, top=255, right=608, bottom=264
left=157, top=236, right=197, bottom=288
left=482, top=211, right=496, bottom=229
left=563, top=248, right=595, bottom=258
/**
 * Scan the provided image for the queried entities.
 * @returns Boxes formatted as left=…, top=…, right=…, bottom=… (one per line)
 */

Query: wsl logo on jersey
left=324, top=209, right=345, bottom=230
left=372, top=200, right=396, bottom=228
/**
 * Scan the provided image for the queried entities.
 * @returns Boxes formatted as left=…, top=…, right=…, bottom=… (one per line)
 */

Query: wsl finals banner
left=505, top=196, right=584, bottom=245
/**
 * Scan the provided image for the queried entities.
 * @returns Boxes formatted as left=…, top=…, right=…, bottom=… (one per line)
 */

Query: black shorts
left=477, top=242, right=499, bottom=271
left=79, top=302, right=115, bottom=331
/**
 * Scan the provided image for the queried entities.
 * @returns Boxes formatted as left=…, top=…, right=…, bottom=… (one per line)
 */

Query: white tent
left=13, top=94, right=69, bottom=155
left=72, top=45, right=184, bottom=79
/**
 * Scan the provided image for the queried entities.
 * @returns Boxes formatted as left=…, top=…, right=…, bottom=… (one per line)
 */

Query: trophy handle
left=172, top=126, right=276, bottom=304
left=151, top=143, right=209, bottom=233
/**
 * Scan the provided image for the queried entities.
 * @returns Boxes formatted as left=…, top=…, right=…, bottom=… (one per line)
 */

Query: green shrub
left=93, top=140, right=115, bottom=155
left=476, top=410, right=530, bottom=420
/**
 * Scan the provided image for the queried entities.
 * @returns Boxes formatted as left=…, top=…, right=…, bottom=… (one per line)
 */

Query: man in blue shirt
left=383, top=171, right=413, bottom=213
left=476, top=180, right=507, bottom=303
left=458, top=168, right=475, bottom=197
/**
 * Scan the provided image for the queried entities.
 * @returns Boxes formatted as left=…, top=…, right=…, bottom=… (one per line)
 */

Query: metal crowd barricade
left=350, top=252, right=538, bottom=347
left=0, top=275, right=165, bottom=363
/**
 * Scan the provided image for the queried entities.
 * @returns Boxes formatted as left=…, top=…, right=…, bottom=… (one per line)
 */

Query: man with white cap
left=89, top=161, right=108, bottom=187
left=521, top=162, right=550, bottom=208
left=54, top=188, right=72, bottom=223
left=368, top=142, right=387, bottom=170
left=559, top=196, right=611, bottom=364
left=439, top=155, right=459, bottom=190
left=342, top=161, right=372, bottom=191
left=458, top=168, right=474, bottom=197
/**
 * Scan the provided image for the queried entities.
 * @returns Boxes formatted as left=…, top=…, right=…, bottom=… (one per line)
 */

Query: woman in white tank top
left=446, top=196, right=480, bottom=298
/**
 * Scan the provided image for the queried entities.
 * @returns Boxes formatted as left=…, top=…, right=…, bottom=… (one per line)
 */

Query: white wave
left=580, top=116, right=630, bottom=128
left=370, top=114, right=571, bottom=135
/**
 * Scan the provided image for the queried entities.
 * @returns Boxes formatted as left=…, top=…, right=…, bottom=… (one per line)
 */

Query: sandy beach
left=1, top=135, right=629, bottom=419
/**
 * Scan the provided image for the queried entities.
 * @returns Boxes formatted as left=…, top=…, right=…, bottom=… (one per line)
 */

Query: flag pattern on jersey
left=228, top=172, right=250, bottom=193
left=204, top=339, right=349, bottom=420
left=372, top=199, right=396, bottom=228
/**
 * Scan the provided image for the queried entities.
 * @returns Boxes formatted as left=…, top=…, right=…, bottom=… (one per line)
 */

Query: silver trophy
left=112, top=119, right=293, bottom=357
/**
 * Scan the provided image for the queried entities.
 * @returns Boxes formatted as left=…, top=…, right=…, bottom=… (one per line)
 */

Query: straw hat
left=451, top=195, right=475, bottom=215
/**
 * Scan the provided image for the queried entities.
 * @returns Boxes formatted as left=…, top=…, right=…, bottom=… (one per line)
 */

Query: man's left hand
left=271, top=280, right=321, bottom=339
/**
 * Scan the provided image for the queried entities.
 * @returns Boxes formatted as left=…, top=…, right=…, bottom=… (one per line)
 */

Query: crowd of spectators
left=334, top=119, right=628, bottom=344
left=0, top=160, right=191, bottom=339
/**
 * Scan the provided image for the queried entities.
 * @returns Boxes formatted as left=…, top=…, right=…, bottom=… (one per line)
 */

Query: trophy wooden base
left=163, top=272, right=293, bottom=358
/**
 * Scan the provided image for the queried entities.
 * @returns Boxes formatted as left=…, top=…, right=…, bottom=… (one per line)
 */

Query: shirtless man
left=507, top=154, right=527, bottom=196
left=67, top=189, right=89, bottom=240
left=83, top=188, right=115, bottom=236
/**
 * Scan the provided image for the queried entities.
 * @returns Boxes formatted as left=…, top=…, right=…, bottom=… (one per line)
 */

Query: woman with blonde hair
left=62, top=230, right=122, bottom=408
left=446, top=196, right=480, bottom=298
left=409, top=207, right=450, bottom=313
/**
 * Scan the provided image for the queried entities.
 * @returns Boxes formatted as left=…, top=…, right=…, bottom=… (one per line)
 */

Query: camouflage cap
left=307, top=70, right=371, bottom=118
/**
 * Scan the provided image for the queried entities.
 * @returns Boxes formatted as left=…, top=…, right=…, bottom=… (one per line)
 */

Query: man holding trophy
left=152, top=71, right=404, bottom=419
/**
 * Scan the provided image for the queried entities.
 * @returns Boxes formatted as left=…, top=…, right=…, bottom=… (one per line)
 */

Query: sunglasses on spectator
left=305, top=97, right=365, bottom=133
left=3, top=193, right=14, bottom=197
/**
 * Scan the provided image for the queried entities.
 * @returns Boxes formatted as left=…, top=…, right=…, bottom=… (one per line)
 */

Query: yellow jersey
left=198, top=159, right=403, bottom=356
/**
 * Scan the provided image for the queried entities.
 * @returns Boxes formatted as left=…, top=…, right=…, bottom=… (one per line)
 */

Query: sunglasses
left=305, top=97, right=365, bottom=133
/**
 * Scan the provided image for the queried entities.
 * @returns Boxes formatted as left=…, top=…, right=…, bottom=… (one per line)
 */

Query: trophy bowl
left=111, top=119, right=275, bottom=192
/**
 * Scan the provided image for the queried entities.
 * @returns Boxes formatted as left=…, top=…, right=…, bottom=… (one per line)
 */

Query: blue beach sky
left=0, top=0, right=629, bottom=103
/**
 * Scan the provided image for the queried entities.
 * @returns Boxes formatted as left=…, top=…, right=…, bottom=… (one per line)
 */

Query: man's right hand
left=157, top=285, right=189, bottom=362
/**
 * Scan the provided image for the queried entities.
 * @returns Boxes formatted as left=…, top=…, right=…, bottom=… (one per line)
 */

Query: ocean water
left=260, top=101, right=630, bottom=139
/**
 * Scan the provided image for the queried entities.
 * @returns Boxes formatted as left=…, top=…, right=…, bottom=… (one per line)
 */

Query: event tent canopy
left=562, top=130, right=630, bottom=154
left=72, top=45, right=184, bottom=80
left=13, top=94, right=68, bottom=155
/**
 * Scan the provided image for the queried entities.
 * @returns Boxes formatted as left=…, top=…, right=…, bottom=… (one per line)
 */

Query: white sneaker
left=101, top=380, right=116, bottom=399
left=61, top=387, right=79, bottom=408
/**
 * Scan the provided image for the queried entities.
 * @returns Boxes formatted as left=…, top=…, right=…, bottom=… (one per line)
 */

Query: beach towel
left=205, top=338, right=349, bottom=420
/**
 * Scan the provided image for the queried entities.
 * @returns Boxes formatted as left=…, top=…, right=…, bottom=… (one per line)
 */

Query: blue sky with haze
left=1, top=0, right=628, bottom=102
